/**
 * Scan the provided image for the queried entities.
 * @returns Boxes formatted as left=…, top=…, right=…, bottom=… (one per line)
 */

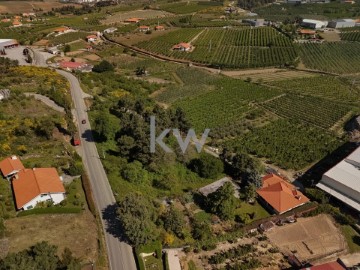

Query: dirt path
left=190, top=28, right=206, bottom=44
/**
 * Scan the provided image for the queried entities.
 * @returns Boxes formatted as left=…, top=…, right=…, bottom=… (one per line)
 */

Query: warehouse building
left=0, top=39, right=18, bottom=50
left=328, top=19, right=356, bottom=28
left=317, top=146, right=360, bottom=212
left=301, top=19, right=328, bottom=29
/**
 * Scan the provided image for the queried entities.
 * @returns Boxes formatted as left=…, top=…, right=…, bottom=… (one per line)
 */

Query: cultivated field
left=267, top=215, right=347, bottom=261
left=102, top=9, right=174, bottom=25
left=299, top=42, right=360, bottom=74
left=136, top=27, right=298, bottom=69
left=231, top=70, right=317, bottom=82
left=4, top=211, right=98, bottom=262
left=0, top=0, right=79, bottom=13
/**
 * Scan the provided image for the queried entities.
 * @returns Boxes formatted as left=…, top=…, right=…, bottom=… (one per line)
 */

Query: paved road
left=57, top=70, right=137, bottom=270
left=32, top=50, right=137, bottom=270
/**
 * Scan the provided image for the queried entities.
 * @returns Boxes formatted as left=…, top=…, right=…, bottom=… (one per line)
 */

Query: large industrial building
left=301, top=19, right=328, bottom=29
left=328, top=19, right=356, bottom=28
left=317, top=146, right=360, bottom=212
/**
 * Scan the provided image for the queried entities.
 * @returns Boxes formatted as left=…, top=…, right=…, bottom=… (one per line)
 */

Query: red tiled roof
left=54, top=27, right=69, bottom=33
left=155, top=25, right=164, bottom=29
left=12, top=168, right=65, bottom=209
left=301, top=261, right=346, bottom=270
left=86, top=35, right=97, bottom=39
left=125, top=18, right=142, bottom=22
left=139, top=25, right=149, bottom=29
left=172, top=42, right=191, bottom=49
left=0, top=156, right=24, bottom=177
left=60, top=61, right=83, bottom=69
left=299, top=29, right=316, bottom=34
left=257, top=174, right=310, bottom=214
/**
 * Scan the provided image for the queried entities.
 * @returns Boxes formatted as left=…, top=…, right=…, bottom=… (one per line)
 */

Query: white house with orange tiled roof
left=257, top=174, right=310, bottom=214
left=172, top=42, right=192, bottom=52
left=138, top=25, right=150, bottom=32
left=0, top=156, right=24, bottom=179
left=12, top=168, right=65, bottom=210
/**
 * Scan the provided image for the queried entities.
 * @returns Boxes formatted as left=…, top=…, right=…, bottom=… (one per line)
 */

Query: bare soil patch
left=113, top=28, right=178, bottom=46
left=4, top=211, right=98, bottom=263
left=267, top=214, right=347, bottom=262
left=102, top=9, right=174, bottom=25
left=0, top=0, right=80, bottom=13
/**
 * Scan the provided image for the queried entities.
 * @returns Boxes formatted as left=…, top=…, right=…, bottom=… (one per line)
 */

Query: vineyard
left=159, top=1, right=222, bottom=14
left=137, top=27, right=298, bottom=69
left=223, top=119, right=342, bottom=170
left=49, top=31, right=91, bottom=45
left=340, top=31, right=360, bottom=42
left=266, top=75, right=360, bottom=104
left=299, top=42, right=360, bottom=74
left=174, top=79, right=281, bottom=131
left=262, top=94, right=351, bottom=129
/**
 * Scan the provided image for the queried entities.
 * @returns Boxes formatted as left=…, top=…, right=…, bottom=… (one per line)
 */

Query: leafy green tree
left=188, top=154, right=224, bottom=178
left=94, top=111, right=112, bottom=141
left=243, top=184, right=257, bottom=202
left=207, top=182, right=237, bottom=221
left=162, top=206, right=185, bottom=238
left=63, top=45, right=71, bottom=53
left=121, top=161, right=148, bottom=184
left=191, top=219, right=211, bottom=241
left=117, top=193, right=158, bottom=246
left=92, top=60, right=114, bottom=73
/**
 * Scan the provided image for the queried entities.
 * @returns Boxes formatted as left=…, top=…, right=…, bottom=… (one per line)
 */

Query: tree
left=188, top=154, right=224, bottom=179
left=207, top=182, right=237, bottom=221
left=121, top=161, right=148, bottom=184
left=92, top=60, right=114, bottom=73
left=191, top=219, right=211, bottom=241
left=243, top=184, right=257, bottom=202
left=162, top=206, right=185, bottom=238
left=117, top=193, right=158, bottom=246
left=94, top=111, right=112, bottom=141
left=63, top=45, right=71, bottom=53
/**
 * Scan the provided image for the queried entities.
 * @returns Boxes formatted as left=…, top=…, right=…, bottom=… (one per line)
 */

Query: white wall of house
left=22, top=193, right=65, bottom=210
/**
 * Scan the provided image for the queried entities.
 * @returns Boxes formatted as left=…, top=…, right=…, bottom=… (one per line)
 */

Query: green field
left=49, top=31, right=91, bottom=45
left=340, top=31, right=360, bottom=41
left=255, top=1, right=360, bottom=20
left=137, top=27, right=298, bottom=69
left=174, top=79, right=280, bottom=131
left=263, top=94, right=351, bottom=129
left=159, top=1, right=222, bottom=14
left=224, top=119, right=342, bottom=170
left=266, top=75, right=360, bottom=104
left=299, top=42, right=360, bottom=74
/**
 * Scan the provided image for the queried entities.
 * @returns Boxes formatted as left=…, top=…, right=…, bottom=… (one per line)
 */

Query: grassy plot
left=341, top=225, right=360, bottom=253
left=235, top=202, right=270, bottom=222
left=49, top=31, right=90, bottom=46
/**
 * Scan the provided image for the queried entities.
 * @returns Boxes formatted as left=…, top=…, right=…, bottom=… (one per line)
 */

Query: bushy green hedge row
left=17, top=207, right=81, bottom=217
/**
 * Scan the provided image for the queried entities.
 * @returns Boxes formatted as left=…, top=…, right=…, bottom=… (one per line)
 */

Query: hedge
left=81, top=173, right=97, bottom=217
left=17, top=207, right=81, bottom=217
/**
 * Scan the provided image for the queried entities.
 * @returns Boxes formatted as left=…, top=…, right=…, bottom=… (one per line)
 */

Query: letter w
left=173, top=129, right=210, bottom=154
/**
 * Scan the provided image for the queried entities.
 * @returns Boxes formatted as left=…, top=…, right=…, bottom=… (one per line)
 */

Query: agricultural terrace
left=233, top=70, right=317, bottom=82
left=299, top=42, right=360, bottom=74
left=262, top=94, right=352, bottom=129
left=159, top=1, right=223, bottom=14
left=49, top=31, right=91, bottom=46
left=101, top=9, right=174, bottom=25
left=266, top=75, right=360, bottom=104
left=340, top=31, right=360, bottom=42
left=0, top=0, right=77, bottom=13
left=174, top=79, right=281, bottom=131
left=224, top=119, right=342, bottom=170
left=137, top=27, right=298, bottom=69
left=255, top=2, right=360, bottom=21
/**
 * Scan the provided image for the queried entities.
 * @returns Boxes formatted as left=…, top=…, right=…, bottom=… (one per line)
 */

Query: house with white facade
left=0, top=156, right=24, bottom=179
left=12, top=168, right=66, bottom=210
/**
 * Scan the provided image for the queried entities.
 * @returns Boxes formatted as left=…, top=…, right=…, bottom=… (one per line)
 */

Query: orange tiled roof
left=173, top=42, right=191, bottom=49
left=54, top=26, right=69, bottom=33
left=125, top=18, right=142, bottom=23
left=155, top=25, right=164, bottom=29
left=87, top=35, right=97, bottom=39
left=299, top=29, right=316, bottom=34
left=0, top=156, right=24, bottom=177
left=12, top=168, right=65, bottom=209
left=257, top=174, right=309, bottom=214
left=301, top=261, right=346, bottom=270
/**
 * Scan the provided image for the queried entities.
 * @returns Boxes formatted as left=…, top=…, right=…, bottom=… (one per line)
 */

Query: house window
left=41, top=194, right=47, bottom=197
left=27, top=205, right=33, bottom=210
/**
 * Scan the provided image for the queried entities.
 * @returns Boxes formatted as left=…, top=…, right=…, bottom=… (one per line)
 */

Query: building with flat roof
left=0, top=39, right=18, bottom=50
left=317, top=146, right=360, bottom=211
left=328, top=19, right=356, bottom=28
left=301, top=19, right=328, bottom=29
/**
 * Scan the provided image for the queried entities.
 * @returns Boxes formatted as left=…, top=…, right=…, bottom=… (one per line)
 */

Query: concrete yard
left=267, top=214, right=347, bottom=262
